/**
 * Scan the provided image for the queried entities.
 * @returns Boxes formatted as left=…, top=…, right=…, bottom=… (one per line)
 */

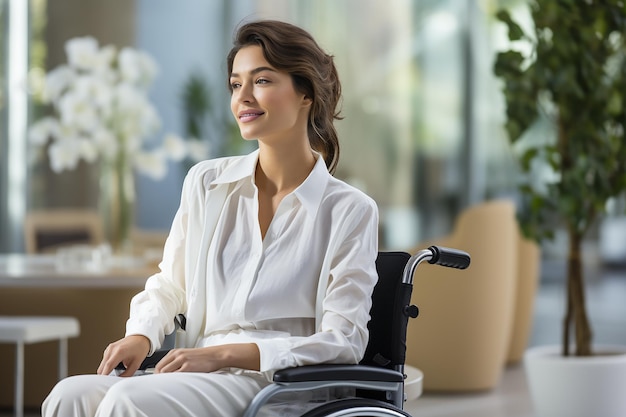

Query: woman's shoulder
left=184, top=154, right=248, bottom=185
left=324, top=176, right=378, bottom=212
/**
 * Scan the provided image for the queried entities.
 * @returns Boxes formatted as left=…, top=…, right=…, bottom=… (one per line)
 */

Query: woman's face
left=229, top=45, right=311, bottom=143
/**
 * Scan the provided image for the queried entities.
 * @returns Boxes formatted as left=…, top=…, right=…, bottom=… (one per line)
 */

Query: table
left=0, top=253, right=158, bottom=410
left=0, top=253, right=156, bottom=288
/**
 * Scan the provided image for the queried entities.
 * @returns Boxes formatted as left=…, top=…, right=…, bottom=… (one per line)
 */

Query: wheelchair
left=132, top=245, right=470, bottom=416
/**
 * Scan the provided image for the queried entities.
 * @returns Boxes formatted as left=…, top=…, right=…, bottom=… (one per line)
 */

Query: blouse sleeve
left=255, top=196, right=379, bottom=373
left=124, top=165, right=199, bottom=354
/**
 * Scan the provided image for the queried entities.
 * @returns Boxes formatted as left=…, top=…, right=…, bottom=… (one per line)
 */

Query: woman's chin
left=237, top=129, right=258, bottom=141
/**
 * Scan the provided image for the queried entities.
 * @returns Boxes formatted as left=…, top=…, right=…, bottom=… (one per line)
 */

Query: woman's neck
left=255, top=140, right=316, bottom=195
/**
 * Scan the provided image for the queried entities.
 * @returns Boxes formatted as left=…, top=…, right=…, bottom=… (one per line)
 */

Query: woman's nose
left=237, top=83, right=254, bottom=103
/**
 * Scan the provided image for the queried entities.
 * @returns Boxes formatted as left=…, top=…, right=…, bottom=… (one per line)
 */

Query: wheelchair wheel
left=301, top=398, right=412, bottom=417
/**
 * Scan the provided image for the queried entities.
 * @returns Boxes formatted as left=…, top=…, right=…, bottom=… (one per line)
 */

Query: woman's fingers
left=154, top=349, right=186, bottom=373
left=96, top=335, right=151, bottom=376
left=96, top=343, right=119, bottom=375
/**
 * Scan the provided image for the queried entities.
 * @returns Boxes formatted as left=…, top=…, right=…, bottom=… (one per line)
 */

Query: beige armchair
left=506, top=233, right=540, bottom=364
left=406, top=199, right=527, bottom=391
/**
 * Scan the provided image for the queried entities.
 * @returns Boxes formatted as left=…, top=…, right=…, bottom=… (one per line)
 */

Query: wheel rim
left=322, top=407, right=408, bottom=417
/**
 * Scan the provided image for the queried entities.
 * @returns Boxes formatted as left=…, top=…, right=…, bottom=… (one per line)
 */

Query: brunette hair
left=227, top=20, right=342, bottom=174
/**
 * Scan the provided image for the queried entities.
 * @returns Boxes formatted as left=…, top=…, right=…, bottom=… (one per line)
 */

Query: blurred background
left=1, top=0, right=529, bottom=253
left=1, top=1, right=626, bottom=415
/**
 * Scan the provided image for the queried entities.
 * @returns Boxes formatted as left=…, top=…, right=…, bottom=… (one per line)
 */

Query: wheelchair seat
left=134, top=246, right=470, bottom=417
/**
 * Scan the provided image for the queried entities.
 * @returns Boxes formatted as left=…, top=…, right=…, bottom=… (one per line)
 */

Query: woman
left=42, top=20, right=378, bottom=417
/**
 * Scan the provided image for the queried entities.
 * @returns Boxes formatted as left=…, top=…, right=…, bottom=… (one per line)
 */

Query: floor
left=3, top=260, right=626, bottom=417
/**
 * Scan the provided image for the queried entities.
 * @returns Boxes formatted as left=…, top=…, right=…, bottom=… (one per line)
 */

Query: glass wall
left=0, top=0, right=32, bottom=252
left=0, top=0, right=8, bottom=249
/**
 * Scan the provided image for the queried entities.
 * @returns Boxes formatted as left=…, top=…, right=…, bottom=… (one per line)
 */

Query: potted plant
left=494, top=1, right=626, bottom=416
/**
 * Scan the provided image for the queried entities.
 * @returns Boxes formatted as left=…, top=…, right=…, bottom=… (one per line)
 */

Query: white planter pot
left=599, top=216, right=626, bottom=264
left=524, top=345, right=626, bottom=417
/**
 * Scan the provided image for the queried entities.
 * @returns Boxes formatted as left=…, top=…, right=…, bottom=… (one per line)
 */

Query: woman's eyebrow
left=230, top=66, right=277, bottom=78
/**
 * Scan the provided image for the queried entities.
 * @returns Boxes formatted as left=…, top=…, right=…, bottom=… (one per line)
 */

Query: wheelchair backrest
left=360, top=251, right=413, bottom=370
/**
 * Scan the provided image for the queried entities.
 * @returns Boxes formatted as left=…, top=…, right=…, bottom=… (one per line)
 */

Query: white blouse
left=125, top=150, right=379, bottom=376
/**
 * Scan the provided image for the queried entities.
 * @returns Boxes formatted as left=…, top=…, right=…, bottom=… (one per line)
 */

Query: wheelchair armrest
left=273, top=364, right=404, bottom=383
left=138, top=349, right=170, bottom=370
left=115, top=349, right=171, bottom=373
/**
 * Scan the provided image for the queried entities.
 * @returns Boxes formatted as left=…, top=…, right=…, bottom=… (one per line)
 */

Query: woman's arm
left=123, top=164, right=207, bottom=355
left=256, top=196, right=379, bottom=373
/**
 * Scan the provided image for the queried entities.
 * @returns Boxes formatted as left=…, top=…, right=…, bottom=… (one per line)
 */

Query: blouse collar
left=211, top=149, right=330, bottom=218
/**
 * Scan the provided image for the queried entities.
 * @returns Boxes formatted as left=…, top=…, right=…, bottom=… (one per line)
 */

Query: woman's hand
left=155, top=343, right=260, bottom=373
left=97, top=335, right=151, bottom=377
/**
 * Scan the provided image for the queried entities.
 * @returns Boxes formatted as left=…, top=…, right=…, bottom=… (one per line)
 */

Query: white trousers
left=41, top=371, right=271, bottom=417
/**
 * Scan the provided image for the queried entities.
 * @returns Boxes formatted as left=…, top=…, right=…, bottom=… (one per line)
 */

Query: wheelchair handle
left=403, top=245, right=470, bottom=284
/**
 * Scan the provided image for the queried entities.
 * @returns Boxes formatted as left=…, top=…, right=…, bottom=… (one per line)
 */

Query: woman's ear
left=302, top=95, right=313, bottom=107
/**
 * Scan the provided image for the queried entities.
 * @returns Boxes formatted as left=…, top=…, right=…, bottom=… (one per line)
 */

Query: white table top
left=0, top=254, right=155, bottom=288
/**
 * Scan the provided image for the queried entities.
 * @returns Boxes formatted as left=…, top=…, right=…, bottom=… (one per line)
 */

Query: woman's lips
left=238, top=111, right=265, bottom=122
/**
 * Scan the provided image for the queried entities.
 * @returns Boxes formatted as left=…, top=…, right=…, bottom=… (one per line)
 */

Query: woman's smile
left=238, top=109, right=265, bottom=123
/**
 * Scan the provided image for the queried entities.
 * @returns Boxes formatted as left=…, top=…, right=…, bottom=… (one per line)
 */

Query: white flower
left=28, top=117, right=60, bottom=146
left=141, top=104, right=162, bottom=137
left=65, top=36, right=100, bottom=71
left=134, top=150, right=167, bottom=180
left=92, top=128, right=119, bottom=159
left=43, top=65, right=75, bottom=103
left=29, top=35, right=187, bottom=181
left=118, top=47, right=158, bottom=89
left=73, top=75, right=113, bottom=112
left=187, top=139, right=210, bottom=162
left=78, top=136, right=99, bottom=163
left=112, top=84, right=161, bottom=138
left=96, top=45, right=116, bottom=72
left=163, top=133, right=187, bottom=162
left=57, top=91, right=100, bottom=132
left=48, top=137, right=82, bottom=172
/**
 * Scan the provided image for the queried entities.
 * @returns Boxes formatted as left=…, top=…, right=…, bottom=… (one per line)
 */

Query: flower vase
left=99, top=157, right=135, bottom=253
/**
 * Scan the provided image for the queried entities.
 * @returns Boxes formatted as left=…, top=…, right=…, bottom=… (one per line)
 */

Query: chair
left=24, top=209, right=104, bottom=253
left=129, top=227, right=168, bottom=266
left=133, top=246, right=470, bottom=416
left=405, top=199, right=520, bottom=391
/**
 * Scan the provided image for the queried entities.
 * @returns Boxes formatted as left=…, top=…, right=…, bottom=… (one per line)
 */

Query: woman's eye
left=230, top=82, right=241, bottom=89
left=256, top=78, right=270, bottom=85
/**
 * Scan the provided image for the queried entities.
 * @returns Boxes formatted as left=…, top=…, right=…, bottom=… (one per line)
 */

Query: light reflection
left=7, top=0, right=29, bottom=251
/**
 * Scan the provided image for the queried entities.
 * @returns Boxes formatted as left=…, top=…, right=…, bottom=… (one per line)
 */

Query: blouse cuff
left=125, top=321, right=160, bottom=356
left=255, top=338, right=296, bottom=373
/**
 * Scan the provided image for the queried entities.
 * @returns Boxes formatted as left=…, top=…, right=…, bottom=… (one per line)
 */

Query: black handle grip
left=427, top=245, right=470, bottom=269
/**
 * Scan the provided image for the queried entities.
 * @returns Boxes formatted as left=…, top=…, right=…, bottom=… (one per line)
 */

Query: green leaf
left=496, top=10, right=526, bottom=41
left=521, top=148, right=539, bottom=171
left=494, top=50, right=525, bottom=77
